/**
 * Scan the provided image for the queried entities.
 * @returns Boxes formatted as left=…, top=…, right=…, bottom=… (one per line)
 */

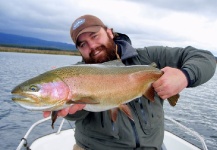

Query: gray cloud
left=0, top=0, right=76, bottom=42
left=0, top=0, right=217, bottom=55
left=124, top=0, right=217, bottom=17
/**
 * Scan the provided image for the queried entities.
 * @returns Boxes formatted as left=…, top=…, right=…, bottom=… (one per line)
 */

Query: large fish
left=11, top=60, right=179, bottom=128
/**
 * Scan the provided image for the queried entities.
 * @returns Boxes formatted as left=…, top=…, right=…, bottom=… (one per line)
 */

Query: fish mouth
left=12, top=92, right=67, bottom=111
left=12, top=93, right=54, bottom=111
left=12, top=92, right=39, bottom=102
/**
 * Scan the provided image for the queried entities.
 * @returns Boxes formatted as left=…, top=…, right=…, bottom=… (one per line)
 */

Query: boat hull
left=30, top=129, right=201, bottom=150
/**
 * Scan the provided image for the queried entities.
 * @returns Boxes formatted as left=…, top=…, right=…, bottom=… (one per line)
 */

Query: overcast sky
left=0, top=0, right=217, bottom=55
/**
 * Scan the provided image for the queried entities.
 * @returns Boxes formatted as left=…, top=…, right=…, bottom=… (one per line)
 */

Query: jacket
left=65, top=33, right=216, bottom=150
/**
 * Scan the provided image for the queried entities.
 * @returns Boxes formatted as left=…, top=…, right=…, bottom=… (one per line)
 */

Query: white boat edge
left=16, top=116, right=208, bottom=150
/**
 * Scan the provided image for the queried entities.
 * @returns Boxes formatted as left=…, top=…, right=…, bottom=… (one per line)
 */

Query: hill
left=0, top=32, right=76, bottom=51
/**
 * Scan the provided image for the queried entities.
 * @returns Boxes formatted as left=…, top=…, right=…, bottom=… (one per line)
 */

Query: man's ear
left=106, top=28, right=114, bottom=39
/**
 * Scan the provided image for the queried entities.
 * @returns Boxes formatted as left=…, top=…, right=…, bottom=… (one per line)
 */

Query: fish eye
left=29, top=85, right=39, bottom=92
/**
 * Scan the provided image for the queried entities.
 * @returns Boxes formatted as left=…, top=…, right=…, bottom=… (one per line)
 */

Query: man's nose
left=88, top=40, right=97, bottom=49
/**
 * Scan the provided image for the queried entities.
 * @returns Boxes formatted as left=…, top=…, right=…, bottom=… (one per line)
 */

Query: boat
left=16, top=116, right=208, bottom=150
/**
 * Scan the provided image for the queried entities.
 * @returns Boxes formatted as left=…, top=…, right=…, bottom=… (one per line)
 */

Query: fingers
left=58, top=107, right=70, bottom=117
left=68, top=104, right=86, bottom=114
left=154, top=85, right=170, bottom=100
left=152, top=67, right=187, bottom=100
left=43, top=108, right=69, bottom=118
left=152, top=69, right=165, bottom=92
left=152, top=72, right=167, bottom=99
left=43, top=111, right=51, bottom=118
left=43, top=104, right=86, bottom=118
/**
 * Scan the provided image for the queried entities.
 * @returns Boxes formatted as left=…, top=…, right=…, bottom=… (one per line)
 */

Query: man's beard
left=82, top=36, right=117, bottom=64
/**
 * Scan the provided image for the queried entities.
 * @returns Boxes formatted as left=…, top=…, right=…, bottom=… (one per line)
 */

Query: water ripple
left=1, top=52, right=216, bottom=150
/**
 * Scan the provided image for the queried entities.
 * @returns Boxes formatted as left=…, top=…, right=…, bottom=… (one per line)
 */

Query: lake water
left=0, top=52, right=216, bottom=150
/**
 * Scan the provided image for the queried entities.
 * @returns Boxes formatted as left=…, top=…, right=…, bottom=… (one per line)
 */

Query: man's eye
left=92, top=35, right=98, bottom=39
left=80, top=42, right=86, bottom=48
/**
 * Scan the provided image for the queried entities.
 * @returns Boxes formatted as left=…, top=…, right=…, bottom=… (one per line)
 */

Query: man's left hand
left=152, top=67, right=188, bottom=100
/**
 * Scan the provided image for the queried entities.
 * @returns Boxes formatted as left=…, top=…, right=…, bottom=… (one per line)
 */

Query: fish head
left=11, top=72, right=71, bottom=111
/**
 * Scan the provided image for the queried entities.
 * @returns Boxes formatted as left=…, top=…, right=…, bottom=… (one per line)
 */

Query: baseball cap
left=70, top=15, right=105, bottom=45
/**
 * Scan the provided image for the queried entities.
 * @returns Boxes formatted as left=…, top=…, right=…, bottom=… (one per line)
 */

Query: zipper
left=100, top=112, right=104, bottom=128
left=129, top=118, right=140, bottom=147
left=128, top=102, right=140, bottom=148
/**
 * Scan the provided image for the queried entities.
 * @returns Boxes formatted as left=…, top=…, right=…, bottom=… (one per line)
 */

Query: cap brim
left=76, top=26, right=102, bottom=44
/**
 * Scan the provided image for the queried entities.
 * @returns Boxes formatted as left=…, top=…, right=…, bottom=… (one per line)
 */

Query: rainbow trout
left=11, top=60, right=179, bottom=128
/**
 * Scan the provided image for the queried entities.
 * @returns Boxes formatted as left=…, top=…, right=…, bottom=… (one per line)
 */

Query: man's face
left=76, top=27, right=117, bottom=64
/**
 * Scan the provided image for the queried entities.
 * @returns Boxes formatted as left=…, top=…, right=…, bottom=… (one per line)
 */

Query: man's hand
left=43, top=104, right=86, bottom=118
left=152, top=67, right=188, bottom=100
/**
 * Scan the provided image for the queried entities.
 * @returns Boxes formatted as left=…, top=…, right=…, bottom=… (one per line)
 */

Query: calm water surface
left=0, top=52, right=216, bottom=150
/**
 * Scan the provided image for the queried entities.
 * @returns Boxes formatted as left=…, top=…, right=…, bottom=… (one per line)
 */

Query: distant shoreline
left=1, top=46, right=216, bottom=62
left=0, top=46, right=80, bottom=56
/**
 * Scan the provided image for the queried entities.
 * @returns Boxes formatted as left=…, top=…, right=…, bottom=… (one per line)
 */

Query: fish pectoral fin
left=167, top=94, right=180, bottom=106
left=68, top=97, right=99, bottom=104
left=143, top=86, right=155, bottom=102
left=51, top=111, right=58, bottom=129
left=119, top=104, right=134, bottom=121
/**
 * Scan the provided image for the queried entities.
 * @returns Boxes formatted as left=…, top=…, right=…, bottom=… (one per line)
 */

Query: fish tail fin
left=168, top=94, right=180, bottom=106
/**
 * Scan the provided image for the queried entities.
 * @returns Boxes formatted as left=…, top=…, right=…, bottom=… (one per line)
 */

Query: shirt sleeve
left=139, top=46, right=216, bottom=87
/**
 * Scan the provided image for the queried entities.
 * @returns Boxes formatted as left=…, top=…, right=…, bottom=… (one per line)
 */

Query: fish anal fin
left=67, top=97, right=99, bottom=104
left=109, top=108, right=118, bottom=122
left=168, top=94, right=180, bottom=106
left=143, top=86, right=155, bottom=102
left=119, top=104, right=134, bottom=121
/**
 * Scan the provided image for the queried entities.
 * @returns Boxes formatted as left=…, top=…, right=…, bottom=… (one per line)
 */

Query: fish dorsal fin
left=167, top=94, right=179, bottom=106
left=67, top=97, right=99, bottom=104
left=149, top=62, right=157, bottom=68
left=101, top=59, right=125, bottom=66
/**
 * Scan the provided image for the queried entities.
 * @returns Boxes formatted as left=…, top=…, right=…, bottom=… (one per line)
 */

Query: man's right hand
left=43, top=104, right=86, bottom=118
